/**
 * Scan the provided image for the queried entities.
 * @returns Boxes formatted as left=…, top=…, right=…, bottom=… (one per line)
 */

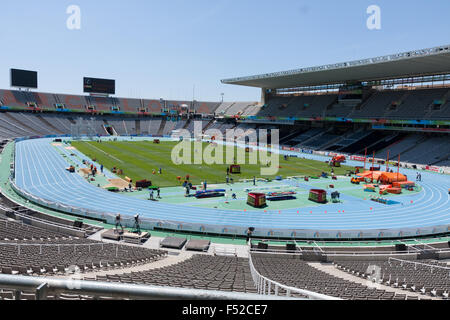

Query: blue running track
left=13, top=138, right=450, bottom=239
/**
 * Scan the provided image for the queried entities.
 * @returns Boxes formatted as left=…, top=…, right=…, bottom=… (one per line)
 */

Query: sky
left=0, top=0, right=449, bottom=102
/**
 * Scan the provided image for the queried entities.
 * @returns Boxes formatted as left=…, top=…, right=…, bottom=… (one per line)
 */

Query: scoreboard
left=11, top=69, right=38, bottom=89
left=83, top=77, right=115, bottom=95
left=338, top=83, right=364, bottom=102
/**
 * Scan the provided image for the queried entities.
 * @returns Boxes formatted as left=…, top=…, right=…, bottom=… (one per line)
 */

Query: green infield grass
left=71, top=140, right=355, bottom=187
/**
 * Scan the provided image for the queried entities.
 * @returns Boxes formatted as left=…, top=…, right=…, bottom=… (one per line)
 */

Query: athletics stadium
left=0, top=4, right=449, bottom=303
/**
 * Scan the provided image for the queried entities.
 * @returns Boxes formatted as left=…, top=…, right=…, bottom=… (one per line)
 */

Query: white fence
left=0, top=274, right=294, bottom=300
left=388, top=257, right=450, bottom=273
left=247, top=251, right=341, bottom=300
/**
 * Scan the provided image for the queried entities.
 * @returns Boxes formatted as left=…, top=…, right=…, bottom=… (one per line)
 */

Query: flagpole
left=371, top=151, right=375, bottom=183
left=363, top=148, right=367, bottom=171
left=386, top=150, right=390, bottom=172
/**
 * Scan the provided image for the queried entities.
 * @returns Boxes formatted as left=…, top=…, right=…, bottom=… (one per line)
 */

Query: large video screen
left=10, top=69, right=38, bottom=88
left=83, top=77, right=115, bottom=94
left=338, top=83, right=363, bottom=101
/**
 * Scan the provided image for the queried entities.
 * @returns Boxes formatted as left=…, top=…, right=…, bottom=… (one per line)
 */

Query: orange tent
left=378, top=172, right=407, bottom=184
left=332, top=155, right=346, bottom=162
left=357, top=170, right=383, bottom=180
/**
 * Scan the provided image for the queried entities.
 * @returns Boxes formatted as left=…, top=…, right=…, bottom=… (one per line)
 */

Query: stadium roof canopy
left=221, top=45, right=450, bottom=89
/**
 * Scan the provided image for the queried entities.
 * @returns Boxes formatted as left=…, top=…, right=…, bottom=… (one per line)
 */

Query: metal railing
left=0, top=204, right=87, bottom=234
left=249, top=238, right=450, bottom=257
left=388, top=257, right=450, bottom=272
left=213, top=245, right=237, bottom=257
left=0, top=241, right=130, bottom=257
left=249, top=245, right=420, bottom=257
left=0, top=274, right=296, bottom=300
left=247, top=251, right=341, bottom=300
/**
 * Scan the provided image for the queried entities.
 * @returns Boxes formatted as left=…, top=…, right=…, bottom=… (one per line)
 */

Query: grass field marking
left=78, top=141, right=124, bottom=163
left=71, top=140, right=355, bottom=188
left=280, top=159, right=328, bottom=174
left=172, top=128, right=280, bottom=175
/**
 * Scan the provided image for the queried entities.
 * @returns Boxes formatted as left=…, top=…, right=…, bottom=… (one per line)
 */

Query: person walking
left=115, top=214, right=124, bottom=233
left=133, top=214, right=141, bottom=235
left=246, top=227, right=253, bottom=244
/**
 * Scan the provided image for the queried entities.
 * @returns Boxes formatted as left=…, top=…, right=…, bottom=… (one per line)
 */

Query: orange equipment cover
left=393, top=181, right=415, bottom=188
left=332, top=155, right=346, bottom=162
left=379, top=172, right=407, bottom=184
left=357, top=171, right=383, bottom=180
left=387, top=188, right=402, bottom=194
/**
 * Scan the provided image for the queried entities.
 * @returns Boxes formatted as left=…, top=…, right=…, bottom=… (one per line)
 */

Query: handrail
left=312, top=241, right=325, bottom=253
left=247, top=251, right=341, bottom=300
left=309, top=249, right=449, bottom=256
left=388, top=257, right=450, bottom=271
left=213, top=245, right=237, bottom=257
left=0, top=241, right=137, bottom=257
left=0, top=274, right=297, bottom=300
left=412, top=238, right=438, bottom=251
left=249, top=247, right=445, bottom=256
left=0, top=204, right=86, bottom=233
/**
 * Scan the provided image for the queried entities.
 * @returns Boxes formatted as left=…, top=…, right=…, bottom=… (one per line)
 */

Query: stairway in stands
left=346, top=91, right=376, bottom=118
left=426, top=89, right=450, bottom=118
left=102, top=119, right=117, bottom=136
left=280, top=128, right=307, bottom=145
left=67, top=117, right=77, bottom=125
left=183, top=118, right=192, bottom=130
left=392, top=135, right=428, bottom=158
left=157, top=118, right=167, bottom=136
left=384, top=91, right=411, bottom=117
left=37, top=115, right=65, bottom=135
left=432, top=152, right=449, bottom=165
left=135, top=120, right=141, bottom=135
left=202, top=118, right=216, bottom=131
left=3, top=113, right=41, bottom=135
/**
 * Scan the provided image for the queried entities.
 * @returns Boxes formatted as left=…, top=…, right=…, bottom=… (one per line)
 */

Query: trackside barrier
left=247, top=251, right=341, bottom=300
left=0, top=274, right=299, bottom=300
